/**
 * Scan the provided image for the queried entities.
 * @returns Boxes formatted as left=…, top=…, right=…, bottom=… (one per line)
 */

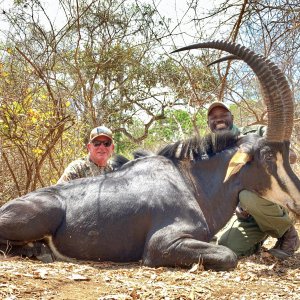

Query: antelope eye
left=260, top=146, right=275, bottom=162
left=264, top=152, right=274, bottom=161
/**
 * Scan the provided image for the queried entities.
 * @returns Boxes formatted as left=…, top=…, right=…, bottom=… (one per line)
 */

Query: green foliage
left=114, top=108, right=208, bottom=158
left=157, top=57, right=217, bottom=103
left=2, top=0, right=298, bottom=203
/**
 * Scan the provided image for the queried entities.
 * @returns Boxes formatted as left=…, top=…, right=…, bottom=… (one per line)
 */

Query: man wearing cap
left=207, top=101, right=299, bottom=259
left=57, top=125, right=116, bottom=183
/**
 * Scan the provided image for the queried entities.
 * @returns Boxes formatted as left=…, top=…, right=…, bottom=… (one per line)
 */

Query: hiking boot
left=268, top=225, right=300, bottom=260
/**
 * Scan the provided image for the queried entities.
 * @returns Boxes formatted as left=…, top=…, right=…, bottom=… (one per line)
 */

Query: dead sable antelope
left=0, top=41, right=299, bottom=271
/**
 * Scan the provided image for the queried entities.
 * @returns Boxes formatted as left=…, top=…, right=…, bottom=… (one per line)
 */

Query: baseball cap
left=89, top=126, right=113, bottom=142
left=207, top=101, right=230, bottom=116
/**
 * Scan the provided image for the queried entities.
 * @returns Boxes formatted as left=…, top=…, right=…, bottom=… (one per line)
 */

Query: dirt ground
left=1, top=224, right=300, bottom=300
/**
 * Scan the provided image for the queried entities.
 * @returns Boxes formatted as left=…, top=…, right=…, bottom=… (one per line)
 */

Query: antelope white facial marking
left=276, top=153, right=299, bottom=201
left=262, top=177, right=292, bottom=209
left=262, top=153, right=300, bottom=213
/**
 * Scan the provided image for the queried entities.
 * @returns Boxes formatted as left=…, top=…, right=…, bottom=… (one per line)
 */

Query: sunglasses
left=92, top=140, right=112, bottom=147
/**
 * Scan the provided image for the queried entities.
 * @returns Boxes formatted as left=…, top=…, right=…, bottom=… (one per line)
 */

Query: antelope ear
left=224, top=151, right=252, bottom=183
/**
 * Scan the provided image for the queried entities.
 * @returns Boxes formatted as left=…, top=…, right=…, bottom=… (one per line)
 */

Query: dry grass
left=1, top=225, right=300, bottom=300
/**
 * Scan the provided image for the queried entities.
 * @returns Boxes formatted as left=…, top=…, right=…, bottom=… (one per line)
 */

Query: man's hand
left=235, top=205, right=251, bottom=221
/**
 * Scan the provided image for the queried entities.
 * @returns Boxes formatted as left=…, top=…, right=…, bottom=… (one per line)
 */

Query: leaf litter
left=0, top=225, right=299, bottom=300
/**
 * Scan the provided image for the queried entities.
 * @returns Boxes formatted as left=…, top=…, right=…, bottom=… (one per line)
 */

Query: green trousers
left=217, top=190, right=293, bottom=257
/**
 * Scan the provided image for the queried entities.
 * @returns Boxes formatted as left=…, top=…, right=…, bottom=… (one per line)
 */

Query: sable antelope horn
left=206, top=55, right=238, bottom=67
left=172, top=40, right=294, bottom=142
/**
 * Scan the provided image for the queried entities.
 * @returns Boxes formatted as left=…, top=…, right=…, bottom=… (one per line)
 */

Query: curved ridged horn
left=264, top=59, right=294, bottom=141
left=207, top=55, right=239, bottom=67
left=172, top=40, right=294, bottom=142
left=206, top=53, right=294, bottom=141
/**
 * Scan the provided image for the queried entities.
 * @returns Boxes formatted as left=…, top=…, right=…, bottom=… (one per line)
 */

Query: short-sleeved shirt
left=57, top=154, right=114, bottom=184
left=238, top=124, right=266, bottom=137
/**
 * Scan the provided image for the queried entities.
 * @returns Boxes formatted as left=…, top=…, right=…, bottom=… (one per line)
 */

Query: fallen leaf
left=67, top=273, right=90, bottom=281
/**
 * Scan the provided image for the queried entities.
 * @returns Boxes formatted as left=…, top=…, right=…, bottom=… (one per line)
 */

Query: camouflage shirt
left=238, top=124, right=266, bottom=137
left=57, top=154, right=114, bottom=184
